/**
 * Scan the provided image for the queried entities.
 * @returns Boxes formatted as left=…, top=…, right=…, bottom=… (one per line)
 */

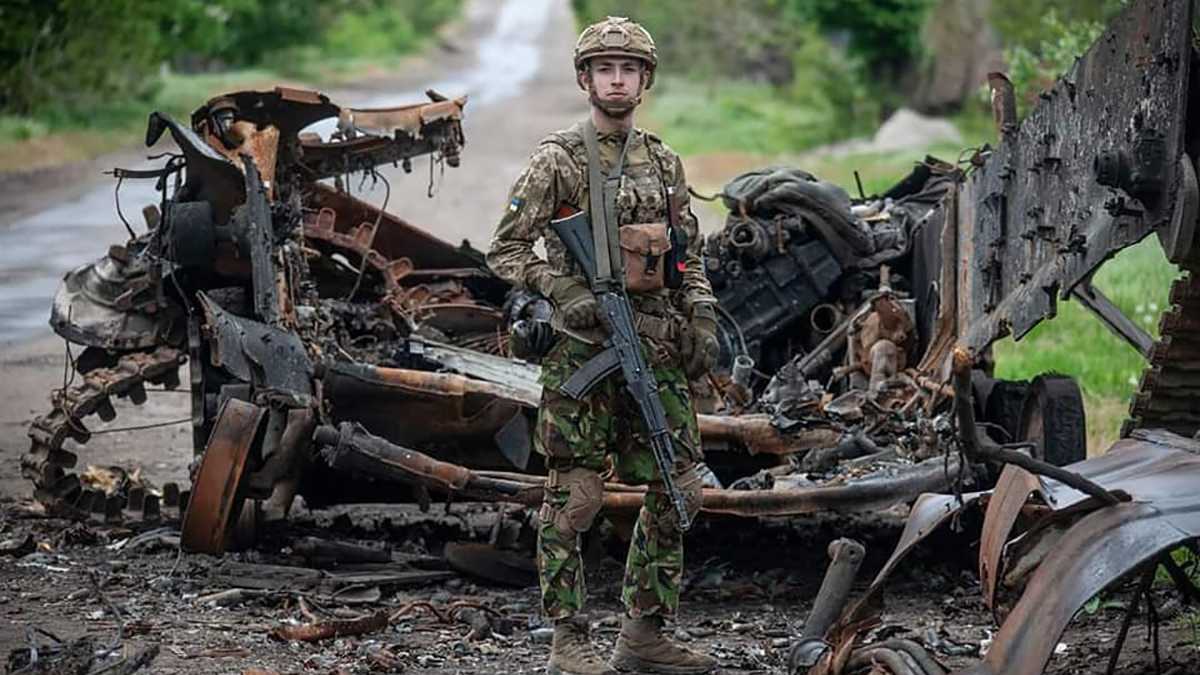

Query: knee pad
left=543, top=467, right=604, bottom=535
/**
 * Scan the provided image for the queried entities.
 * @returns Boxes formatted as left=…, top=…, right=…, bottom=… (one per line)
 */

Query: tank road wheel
left=181, top=399, right=265, bottom=554
left=1018, top=374, right=1087, bottom=467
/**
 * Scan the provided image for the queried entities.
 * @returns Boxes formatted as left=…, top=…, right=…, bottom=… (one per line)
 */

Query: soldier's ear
left=576, top=67, right=591, bottom=92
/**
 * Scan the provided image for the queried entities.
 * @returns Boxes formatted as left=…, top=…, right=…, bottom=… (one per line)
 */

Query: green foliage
left=790, top=0, right=933, bottom=76
left=0, top=115, right=48, bottom=142
left=0, top=0, right=166, bottom=115
left=1003, top=10, right=1106, bottom=115
left=0, top=0, right=462, bottom=134
left=646, top=78, right=854, bottom=156
left=990, top=0, right=1123, bottom=51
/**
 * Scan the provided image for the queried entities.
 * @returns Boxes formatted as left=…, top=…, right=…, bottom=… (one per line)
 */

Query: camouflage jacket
left=487, top=120, right=715, bottom=343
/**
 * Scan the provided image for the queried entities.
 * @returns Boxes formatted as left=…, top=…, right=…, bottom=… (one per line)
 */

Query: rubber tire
left=1017, top=374, right=1087, bottom=467
left=981, top=376, right=1031, bottom=445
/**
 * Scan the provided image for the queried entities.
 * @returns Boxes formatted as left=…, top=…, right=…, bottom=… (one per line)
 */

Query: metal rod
left=951, top=348, right=1123, bottom=506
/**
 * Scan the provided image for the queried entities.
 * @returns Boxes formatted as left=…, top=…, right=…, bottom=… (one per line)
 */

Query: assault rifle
left=549, top=205, right=693, bottom=530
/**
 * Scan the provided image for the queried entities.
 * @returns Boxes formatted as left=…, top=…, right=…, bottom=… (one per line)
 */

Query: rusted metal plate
left=305, top=183, right=489, bottom=271
left=338, top=97, right=466, bottom=137
left=181, top=399, right=265, bottom=554
left=978, top=465, right=1044, bottom=613
left=963, top=483, right=1200, bottom=673
left=198, top=293, right=313, bottom=397
left=960, top=0, right=1193, bottom=352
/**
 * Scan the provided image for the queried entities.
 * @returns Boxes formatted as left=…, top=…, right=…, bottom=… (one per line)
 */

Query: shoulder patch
left=508, top=196, right=525, bottom=213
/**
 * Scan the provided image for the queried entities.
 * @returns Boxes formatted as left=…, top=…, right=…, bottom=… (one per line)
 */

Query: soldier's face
left=590, top=57, right=643, bottom=100
left=583, top=57, right=644, bottom=117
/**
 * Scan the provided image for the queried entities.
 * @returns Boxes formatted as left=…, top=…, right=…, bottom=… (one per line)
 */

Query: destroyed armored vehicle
left=780, top=1, right=1200, bottom=673
left=30, top=0, right=1188, bottom=558
left=24, top=80, right=1095, bottom=555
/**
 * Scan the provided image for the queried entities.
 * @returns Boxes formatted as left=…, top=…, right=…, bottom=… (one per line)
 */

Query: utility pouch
left=619, top=222, right=671, bottom=293
left=662, top=186, right=688, bottom=290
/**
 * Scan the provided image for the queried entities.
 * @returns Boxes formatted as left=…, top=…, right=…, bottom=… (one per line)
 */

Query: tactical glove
left=681, top=303, right=719, bottom=379
left=548, top=277, right=599, bottom=330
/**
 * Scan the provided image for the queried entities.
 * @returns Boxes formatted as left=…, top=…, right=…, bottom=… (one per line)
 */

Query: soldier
left=486, top=15, right=719, bottom=675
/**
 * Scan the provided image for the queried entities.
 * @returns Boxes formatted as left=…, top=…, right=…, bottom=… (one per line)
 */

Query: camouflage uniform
left=486, top=121, right=715, bottom=620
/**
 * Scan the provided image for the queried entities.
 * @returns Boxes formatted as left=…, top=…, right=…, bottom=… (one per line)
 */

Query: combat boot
left=547, top=616, right=618, bottom=675
left=611, top=615, right=717, bottom=674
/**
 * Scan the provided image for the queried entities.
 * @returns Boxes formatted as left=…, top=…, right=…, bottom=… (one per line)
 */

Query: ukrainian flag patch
left=508, top=197, right=524, bottom=213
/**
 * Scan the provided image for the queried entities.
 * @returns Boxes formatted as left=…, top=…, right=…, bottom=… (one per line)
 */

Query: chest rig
left=553, top=120, right=687, bottom=294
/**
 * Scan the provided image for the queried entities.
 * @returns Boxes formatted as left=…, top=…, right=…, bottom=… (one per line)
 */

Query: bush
left=0, top=0, right=463, bottom=124
left=0, top=115, right=48, bottom=142
left=789, top=0, right=933, bottom=79
left=1004, top=10, right=1105, bottom=116
left=989, top=0, right=1122, bottom=51
left=572, top=0, right=809, bottom=85
left=0, top=0, right=166, bottom=115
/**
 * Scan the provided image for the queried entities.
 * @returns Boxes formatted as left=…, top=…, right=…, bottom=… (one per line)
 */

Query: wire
left=90, top=418, right=190, bottom=435
left=714, top=303, right=748, bottom=357
left=113, top=176, right=137, bottom=239
left=344, top=169, right=391, bottom=302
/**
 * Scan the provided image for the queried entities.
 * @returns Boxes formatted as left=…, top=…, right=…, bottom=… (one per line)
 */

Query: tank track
left=1125, top=267, right=1200, bottom=438
left=23, top=346, right=187, bottom=519
left=23, top=224, right=508, bottom=520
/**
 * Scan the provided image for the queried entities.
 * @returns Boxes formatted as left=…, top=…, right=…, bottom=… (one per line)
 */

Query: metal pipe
left=804, top=538, right=866, bottom=640
left=313, top=423, right=960, bottom=518
left=697, top=414, right=840, bottom=455
left=810, top=303, right=844, bottom=336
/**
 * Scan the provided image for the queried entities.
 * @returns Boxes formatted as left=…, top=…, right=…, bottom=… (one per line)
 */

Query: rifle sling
left=582, top=118, right=635, bottom=290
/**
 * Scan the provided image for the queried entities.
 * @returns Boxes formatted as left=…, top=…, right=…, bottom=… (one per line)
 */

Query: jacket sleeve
left=668, top=153, right=717, bottom=315
left=486, top=143, right=577, bottom=297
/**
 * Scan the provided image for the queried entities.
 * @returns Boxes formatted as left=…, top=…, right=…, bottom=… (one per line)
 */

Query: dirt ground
left=1, top=1, right=1199, bottom=673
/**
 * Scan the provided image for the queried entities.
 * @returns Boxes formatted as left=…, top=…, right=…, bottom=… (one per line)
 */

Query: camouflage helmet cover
left=574, top=16, right=657, bottom=88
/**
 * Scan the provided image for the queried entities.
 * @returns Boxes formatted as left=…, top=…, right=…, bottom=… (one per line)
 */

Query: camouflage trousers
left=535, top=335, right=703, bottom=621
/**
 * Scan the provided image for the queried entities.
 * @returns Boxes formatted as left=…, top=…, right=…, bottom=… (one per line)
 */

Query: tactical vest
left=539, top=122, right=683, bottom=344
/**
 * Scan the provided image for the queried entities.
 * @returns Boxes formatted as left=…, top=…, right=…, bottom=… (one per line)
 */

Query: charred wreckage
left=20, top=0, right=1200, bottom=673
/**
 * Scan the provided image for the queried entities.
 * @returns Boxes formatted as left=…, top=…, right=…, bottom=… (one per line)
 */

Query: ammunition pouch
left=619, top=223, right=670, bottom=293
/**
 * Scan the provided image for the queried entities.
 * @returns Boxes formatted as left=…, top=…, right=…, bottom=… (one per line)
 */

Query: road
left=0, top=0, right=587, bottom=500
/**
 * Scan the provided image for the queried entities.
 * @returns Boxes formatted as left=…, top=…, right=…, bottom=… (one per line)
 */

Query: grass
left=993, top=240, right=1177, bottom=451
left=643, top=76, right=876, bottom=158
left=647, top=81, right=1173, bottom=451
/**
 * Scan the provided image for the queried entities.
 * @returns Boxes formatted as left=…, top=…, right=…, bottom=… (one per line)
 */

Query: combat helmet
left=574, top=16, right=657, bottom=89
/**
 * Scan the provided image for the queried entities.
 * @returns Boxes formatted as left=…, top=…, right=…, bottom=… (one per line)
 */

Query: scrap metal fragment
left=269, top=610, right=389, bottom=643
left=293, top=537, right=391, bottom=565
left=443, top=541, right=537, bottom=588
left=181, top=399, right=265, bottom=554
